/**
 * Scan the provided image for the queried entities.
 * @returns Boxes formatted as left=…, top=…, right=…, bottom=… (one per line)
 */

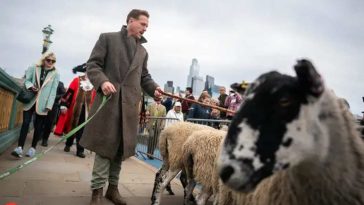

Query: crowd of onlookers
left=142, top=86, right=244, bottom=158
left=143, top=86, right=244, bottom=129
left=146, top=86, right=244, bottom=122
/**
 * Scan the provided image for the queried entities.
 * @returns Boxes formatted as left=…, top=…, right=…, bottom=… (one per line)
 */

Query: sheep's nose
left=219, top=165, right=235, bottom=183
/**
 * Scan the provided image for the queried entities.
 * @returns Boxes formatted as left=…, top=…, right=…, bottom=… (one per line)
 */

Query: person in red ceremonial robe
left=54, top=72, right=96, bottom=158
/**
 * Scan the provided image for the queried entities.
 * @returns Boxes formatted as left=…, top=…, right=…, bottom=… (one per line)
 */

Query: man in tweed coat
left=80, top=9, right=162, bottom=205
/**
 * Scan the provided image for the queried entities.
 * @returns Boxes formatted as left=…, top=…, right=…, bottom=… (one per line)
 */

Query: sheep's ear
left=230, top=81, right=249, bottom=95
left=294, top=59, right=324, bottom=97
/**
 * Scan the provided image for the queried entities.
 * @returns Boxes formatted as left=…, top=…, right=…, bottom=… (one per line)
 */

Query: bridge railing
left=135, top=114, right=364, bottom=161
left=0, top=67, right=23, bottom=154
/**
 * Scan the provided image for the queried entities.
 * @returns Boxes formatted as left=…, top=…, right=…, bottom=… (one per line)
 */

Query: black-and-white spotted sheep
left=217, top=59, right=364, bottom=205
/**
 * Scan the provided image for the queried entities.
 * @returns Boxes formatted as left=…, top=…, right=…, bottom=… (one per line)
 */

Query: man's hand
left=101, top=81, right=117, bottom=96
left=154, top=87, right=163, bottom=98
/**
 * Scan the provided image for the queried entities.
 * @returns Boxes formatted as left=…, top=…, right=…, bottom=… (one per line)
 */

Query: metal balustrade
left=135, top=117, right=231, bottom=160
left=135, top=115, right=364, bottom=161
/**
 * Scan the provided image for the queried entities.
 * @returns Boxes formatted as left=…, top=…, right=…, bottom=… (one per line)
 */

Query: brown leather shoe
left=90, top=187, right=103, bottom=205
left=105, top=184, right=127, bottom=205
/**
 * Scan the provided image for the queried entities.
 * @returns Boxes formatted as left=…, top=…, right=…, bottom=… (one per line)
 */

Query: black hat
left=72, top=63, right=87, bottom=74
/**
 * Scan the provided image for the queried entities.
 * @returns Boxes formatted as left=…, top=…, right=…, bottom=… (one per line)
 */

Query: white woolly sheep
left=151, top=121, right=215, bottom=205
left=182, top=129, right=227, bottom=205
left=217, top=59, right=364, bottom=205
left=182, top=129, right=251, bottom=205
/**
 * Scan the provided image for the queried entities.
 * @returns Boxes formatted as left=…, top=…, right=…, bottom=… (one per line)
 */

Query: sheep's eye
left=279, top=98, right=292, bottom=107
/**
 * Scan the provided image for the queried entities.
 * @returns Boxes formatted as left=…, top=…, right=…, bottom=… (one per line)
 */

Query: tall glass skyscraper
left=187, top=58, right=200, bottom=88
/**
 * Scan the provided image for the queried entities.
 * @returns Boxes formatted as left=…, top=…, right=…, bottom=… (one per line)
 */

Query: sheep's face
left=218, top=59, right=326, bottom=192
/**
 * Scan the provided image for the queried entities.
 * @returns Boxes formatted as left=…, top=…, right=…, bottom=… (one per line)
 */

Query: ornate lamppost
left=42, top=25, right=54, bottom=54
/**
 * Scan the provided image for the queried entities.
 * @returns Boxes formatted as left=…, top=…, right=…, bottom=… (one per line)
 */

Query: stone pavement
left=0, top=133, right=185, bottom=205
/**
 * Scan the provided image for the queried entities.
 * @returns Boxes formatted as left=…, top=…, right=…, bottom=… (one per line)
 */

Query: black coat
left=187, top=104, right=211, bottom=119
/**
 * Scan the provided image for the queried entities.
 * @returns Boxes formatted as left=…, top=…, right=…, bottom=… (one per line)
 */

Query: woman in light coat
left=11, top=51, right=60, bottom=158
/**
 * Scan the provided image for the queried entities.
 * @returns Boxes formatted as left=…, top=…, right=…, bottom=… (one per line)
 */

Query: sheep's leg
left=165, top=183, right=175, bottom=195
left=151, top=168, right=163, bottom=202
left=151, top=169, right=180, bottom=205
left=179, top=169, right=188, bottom=188
left=152, top=168, right=175, bottom=196
left=184, top=178, right=197, bottom=205
left=184, top=154, right=197, bottom=205
left=196, top=187, right=213, bottom=205
left=166, top=169, right=187, bottom=196
left=151, top=167, right=168, bottom=204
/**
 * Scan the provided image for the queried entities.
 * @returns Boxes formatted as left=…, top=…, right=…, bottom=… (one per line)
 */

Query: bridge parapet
left=0, top=67, right=23, bottom=154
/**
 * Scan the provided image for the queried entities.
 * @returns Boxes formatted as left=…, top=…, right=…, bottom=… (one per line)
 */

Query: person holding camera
left=11, top=51, right=60, bottom=158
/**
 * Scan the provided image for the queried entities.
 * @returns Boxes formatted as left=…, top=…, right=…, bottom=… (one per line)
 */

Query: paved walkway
left=0, top=133, right=185, bottom=205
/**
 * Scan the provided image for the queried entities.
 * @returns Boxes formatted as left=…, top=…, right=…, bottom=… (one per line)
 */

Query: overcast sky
left=0, top=0, right=363, bottom=115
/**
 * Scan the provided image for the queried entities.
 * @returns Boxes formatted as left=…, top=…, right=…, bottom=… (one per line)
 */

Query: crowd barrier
left=135, top=116, right=364, bottom=161
left=135, top=117, right=231, bottom=161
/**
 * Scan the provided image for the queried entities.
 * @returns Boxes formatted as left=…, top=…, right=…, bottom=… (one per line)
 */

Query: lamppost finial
left=42, top=25, right=54, bottom=54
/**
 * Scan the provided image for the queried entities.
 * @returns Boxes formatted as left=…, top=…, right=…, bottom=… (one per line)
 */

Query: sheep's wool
left=218, top=59, right=364, bottom=205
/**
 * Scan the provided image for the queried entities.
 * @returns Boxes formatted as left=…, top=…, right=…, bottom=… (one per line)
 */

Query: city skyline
left=164, top=58, right=223, bottom=98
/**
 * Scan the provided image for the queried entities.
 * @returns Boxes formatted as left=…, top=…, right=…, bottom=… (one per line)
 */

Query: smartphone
left=32, top=86, right=39, bottom=92
left=362, top=97, right=364, bottom=102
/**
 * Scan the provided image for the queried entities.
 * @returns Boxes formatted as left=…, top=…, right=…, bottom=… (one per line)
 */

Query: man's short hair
left=126, top=9, right=149, bottom=24
left=186, top=87, right=193, bottom=93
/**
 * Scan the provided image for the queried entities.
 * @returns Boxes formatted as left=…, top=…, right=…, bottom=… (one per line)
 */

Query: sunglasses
left=45, top=58, right=56, bottom=64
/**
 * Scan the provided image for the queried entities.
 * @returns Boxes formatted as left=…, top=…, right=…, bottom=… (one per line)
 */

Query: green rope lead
left=0, top=95, right=111, bottom=181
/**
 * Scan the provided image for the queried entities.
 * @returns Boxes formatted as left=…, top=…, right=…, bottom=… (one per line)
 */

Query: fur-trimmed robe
left=54, top=76, right=95, bottom=135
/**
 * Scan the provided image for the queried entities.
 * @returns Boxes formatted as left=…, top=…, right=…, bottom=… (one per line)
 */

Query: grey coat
left=80, top=27, right=158, bottom=160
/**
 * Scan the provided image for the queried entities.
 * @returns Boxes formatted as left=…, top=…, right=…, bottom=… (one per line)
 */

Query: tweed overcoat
left=80, top=27, right=158, bottom=160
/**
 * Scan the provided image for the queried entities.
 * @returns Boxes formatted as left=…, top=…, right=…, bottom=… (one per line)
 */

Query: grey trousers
left=91, top=148, right=123, bottom=190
